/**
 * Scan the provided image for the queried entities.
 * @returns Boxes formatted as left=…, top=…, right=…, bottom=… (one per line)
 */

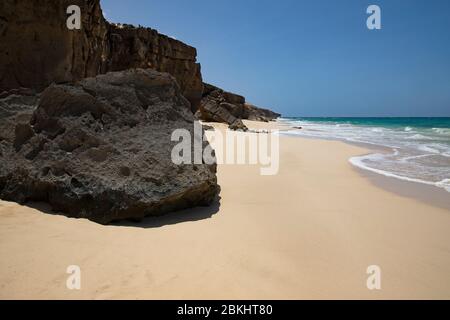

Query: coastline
left=1, top=0, right=449, bottom=303
left=353, top=166, right=450, bottom=211
left=278, top=120, right=450, bottom=211
left=1, top=120, right=450, bottom=299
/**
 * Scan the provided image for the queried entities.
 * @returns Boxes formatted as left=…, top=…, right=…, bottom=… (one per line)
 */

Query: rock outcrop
left=196, top=84, right=248, bottom=131
left=0, top=0, right=280, bottom=224
left=244, top=103, right=281, bottom=122
left=196, top=83, right=280, bottom=129
left=0, top=69, right=218, bottom=224
left=0, top=0, right=203, bottom=110
left=108, top=23, right=203, bottom=113
left=0, top=0, right=109, bottom=92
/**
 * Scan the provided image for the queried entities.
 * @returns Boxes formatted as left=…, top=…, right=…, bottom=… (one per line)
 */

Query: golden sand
left=1, top=120, right=449, bottom=299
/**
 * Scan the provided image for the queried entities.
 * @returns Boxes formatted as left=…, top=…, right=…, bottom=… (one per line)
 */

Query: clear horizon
left=101, top=0, right=450, bottom=117
left=2, top=0, right=450, bottom=302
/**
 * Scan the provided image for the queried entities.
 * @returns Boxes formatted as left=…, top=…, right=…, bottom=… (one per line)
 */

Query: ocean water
left=279, top=117, right=450, bottom=192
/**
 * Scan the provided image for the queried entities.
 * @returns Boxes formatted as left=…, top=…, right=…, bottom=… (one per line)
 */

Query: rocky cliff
left=108, top=23, right=203, bottom=113
left=0, top=0, right=279, bottom=224
left=0, top=0, right=203, bottom=110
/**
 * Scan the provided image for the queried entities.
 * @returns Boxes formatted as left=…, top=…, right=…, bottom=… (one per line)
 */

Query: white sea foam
left=350, top=154, right=438, bottom=186
left=417, top=145, right=440, bottom=154
left=281, top=118, right=450, bottom=192
left=432, top=128, right=450, bottom=135
left=406, top=134, right=434, bottom=140
left=349, top=154, right=450, bottom=191
left=399, top=154, right=433, bottom=162
left=436, top=179, right=450, bottom=192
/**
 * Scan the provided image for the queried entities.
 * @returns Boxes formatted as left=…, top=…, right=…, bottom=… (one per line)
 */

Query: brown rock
left=0, top=0, right=109, bottom=91
left=197, top=87, right=248, bottom=131
left=107, top=23, right=203, bottom=112
left=0, top=0, right=203, bottom=111
left=196, top=83, right=279, bottom=128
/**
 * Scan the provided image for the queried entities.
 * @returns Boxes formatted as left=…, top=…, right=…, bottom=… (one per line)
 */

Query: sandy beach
left=1, top=120, right=450, bottom=299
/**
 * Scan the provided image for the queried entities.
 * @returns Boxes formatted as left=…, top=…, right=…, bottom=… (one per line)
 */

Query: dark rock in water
left=196, top=83, right=280, bottom=129
left=0, top=0, right=203, bottom=111
left=0, top=69, right=219, bottom=224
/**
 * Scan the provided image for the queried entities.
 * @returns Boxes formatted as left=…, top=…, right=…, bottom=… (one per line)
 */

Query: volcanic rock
left=0, top=69, right=218, bottom=224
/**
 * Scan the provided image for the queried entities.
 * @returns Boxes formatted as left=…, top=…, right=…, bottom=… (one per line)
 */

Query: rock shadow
left=111, top=195, right=222, bottom=228
left=25, top=194, right=221, bottom=229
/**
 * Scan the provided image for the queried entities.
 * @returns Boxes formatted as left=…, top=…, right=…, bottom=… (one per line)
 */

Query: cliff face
left=0, top=0, right=202, bottom=110
left=196, top=83, right=248, bottom=130
left=0, top=0, right=279, bottom=223
left=0, top=0, right=109, bottom=91
left=108, top=24, right=203, bottom=112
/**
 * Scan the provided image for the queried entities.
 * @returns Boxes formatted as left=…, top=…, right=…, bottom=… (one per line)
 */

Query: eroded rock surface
left=0, top=69, right=218, bottom=224
left=197, top=83, right=248, bottom=131
left=196, top=83, right=280, bottom=130
left=108, top=23, right=203, bottom=112
left=0, top=0, right=203, bottom=110
left=244, top=103, right=281, bottom=122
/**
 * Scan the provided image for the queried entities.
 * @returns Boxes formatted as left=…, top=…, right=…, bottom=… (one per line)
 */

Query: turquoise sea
left=279, top=117, right=450, bottom=192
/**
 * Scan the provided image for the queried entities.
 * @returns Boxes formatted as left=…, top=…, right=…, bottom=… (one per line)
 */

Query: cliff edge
left=0, top=0, right=203, bottom=110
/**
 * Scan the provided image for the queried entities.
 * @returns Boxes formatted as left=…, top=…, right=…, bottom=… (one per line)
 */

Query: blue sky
left=101, top=0, right=450, bottom=117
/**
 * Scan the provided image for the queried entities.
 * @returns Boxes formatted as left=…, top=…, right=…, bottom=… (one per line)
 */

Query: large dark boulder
left=0, top=69, right=219, bottom=224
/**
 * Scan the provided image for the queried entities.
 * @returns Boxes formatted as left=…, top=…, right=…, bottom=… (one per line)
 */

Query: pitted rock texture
left=0, top=69, right=218, bottom=224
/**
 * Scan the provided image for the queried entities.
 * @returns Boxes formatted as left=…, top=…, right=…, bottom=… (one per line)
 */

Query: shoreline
left=1, top=120, right=450, bottom=299
left=277, top=120, right=450, bottom=211
left=353, top=166, right=450, bottom=211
